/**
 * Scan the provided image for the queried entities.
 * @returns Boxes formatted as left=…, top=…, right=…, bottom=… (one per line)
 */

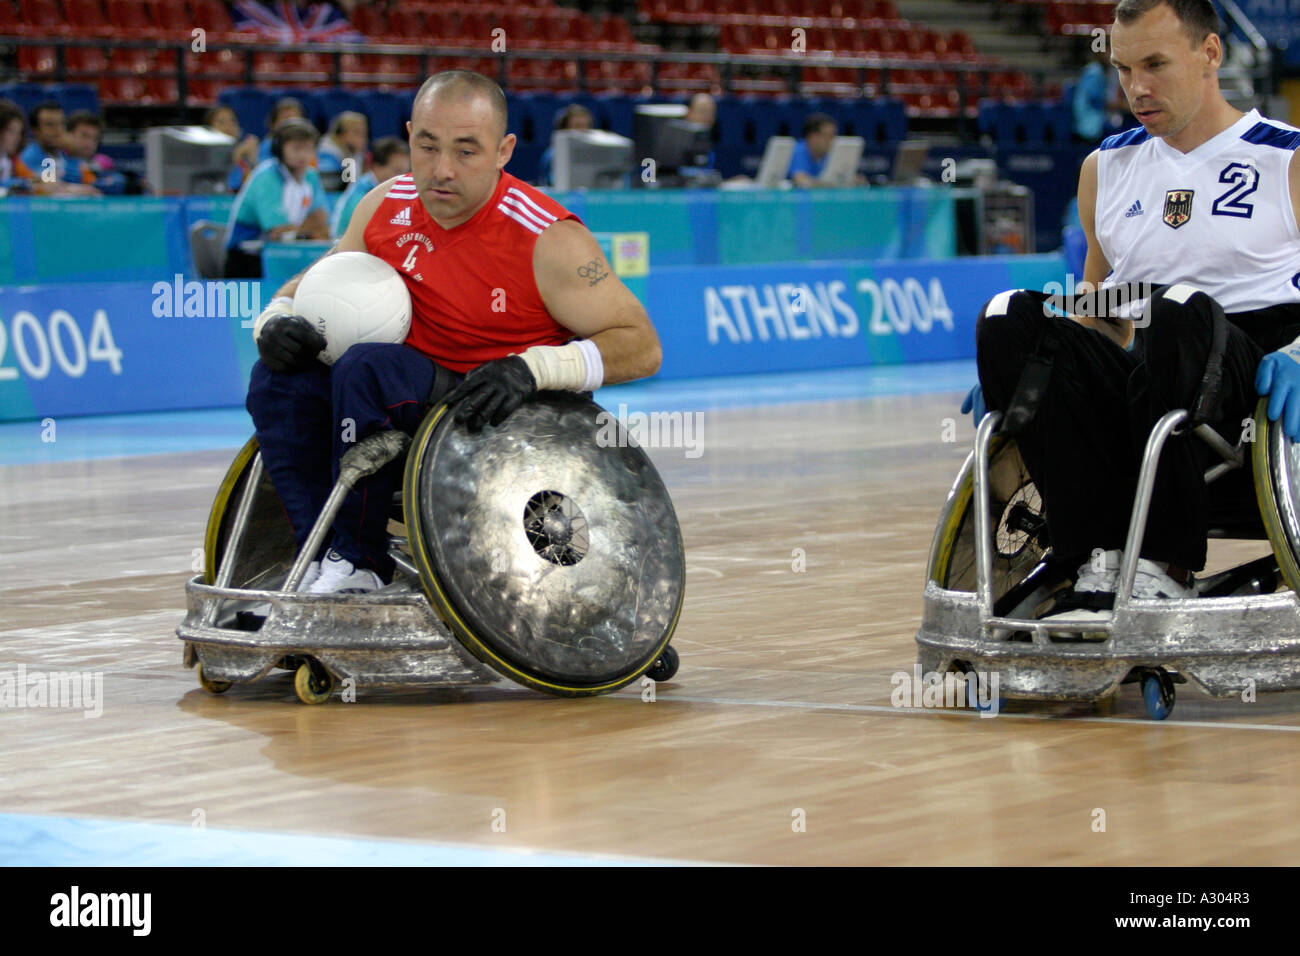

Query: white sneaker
left=1045, top=549, right=1194, bottom=635
left=299, top=560, right=321, bottom=591
left=307, top=550, right=384, bottom=594
left=1131, top=558, right=1196, bottom=600
left=1044, top=549, right=1122, bottom=633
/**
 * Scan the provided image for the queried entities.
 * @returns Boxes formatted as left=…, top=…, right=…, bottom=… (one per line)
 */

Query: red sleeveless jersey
left=362, top=171, right=580, bottom=373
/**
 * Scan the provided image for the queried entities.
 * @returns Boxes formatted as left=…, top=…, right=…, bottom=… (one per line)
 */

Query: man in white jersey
left=968, top=0, right=1300, bottom=623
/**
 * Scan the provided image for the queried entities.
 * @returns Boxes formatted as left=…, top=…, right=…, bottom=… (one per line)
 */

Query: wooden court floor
left=3, top=391, right=1299, bottom=865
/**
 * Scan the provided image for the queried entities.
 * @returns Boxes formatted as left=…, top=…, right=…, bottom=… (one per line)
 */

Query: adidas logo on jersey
left=1125, top=200, right=1144, bottom=218
left=389, top=206, right=412, bottom=226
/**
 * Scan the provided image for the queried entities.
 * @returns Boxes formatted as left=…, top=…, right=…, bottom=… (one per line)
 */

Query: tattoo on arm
left=577, top=257, right=609, bottom=287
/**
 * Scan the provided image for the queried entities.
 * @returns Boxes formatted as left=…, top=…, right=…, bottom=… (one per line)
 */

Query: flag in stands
left=230, top=2, right=361, bottom=43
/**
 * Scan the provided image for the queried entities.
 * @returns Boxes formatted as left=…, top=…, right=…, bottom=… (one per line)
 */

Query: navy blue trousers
left=246, top=343, right=460, bottom=581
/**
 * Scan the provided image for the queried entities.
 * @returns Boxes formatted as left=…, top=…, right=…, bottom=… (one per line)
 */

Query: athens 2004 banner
left=0, top=254, right=1064, bottom=420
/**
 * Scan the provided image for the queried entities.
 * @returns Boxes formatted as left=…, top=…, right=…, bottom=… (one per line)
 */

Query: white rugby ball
left=293, top=251, right=412, bottom=365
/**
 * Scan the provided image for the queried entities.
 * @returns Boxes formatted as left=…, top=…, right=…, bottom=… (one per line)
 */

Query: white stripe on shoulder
left=500, top=195, right=551, bottom=229
left=506, top=187, right=557, bottom=221
left=497, top=203, right=543, bottom=234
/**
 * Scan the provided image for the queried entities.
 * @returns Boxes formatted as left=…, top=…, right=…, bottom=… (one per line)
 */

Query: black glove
left=257, top=314, right=326, bottom=373
left=444, top=356, right=537, bottom=432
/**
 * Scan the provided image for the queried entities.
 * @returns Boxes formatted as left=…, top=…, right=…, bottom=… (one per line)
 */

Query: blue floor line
left=0, top=361, right=975, bottom=466
left=0, top=813, right=684, bottom=867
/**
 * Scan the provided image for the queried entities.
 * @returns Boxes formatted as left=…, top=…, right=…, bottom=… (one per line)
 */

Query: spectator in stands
left=1073, top=41, right=1127, bottom=142
left=225, top=118, right=331, bottom=278
left=330, top=135, right=410, bottom=237
left=678, top=92, right=721, bottom=186
left=207, top=105, right=261, bottom=192
left=684, top=92, right=715, bottom=128
left=0, top=99, right=35, bottom=194
left=539, top=104, right=594, bottom=187
left=64, top=111, right=126, bottom=195
left=788, top=113, right=837, bottom=188
left=317, top=110, right=369, bottom=182
left=19, top=102, right=99, bottom=196
left=258, top=97, right=310, bottom=162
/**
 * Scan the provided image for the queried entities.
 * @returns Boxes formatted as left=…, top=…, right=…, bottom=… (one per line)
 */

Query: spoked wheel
left=929, top=437, right=1053, bottom=609
left=645, top=645, right=679, bottom=682
left=294, top=659, right=337, bottom=705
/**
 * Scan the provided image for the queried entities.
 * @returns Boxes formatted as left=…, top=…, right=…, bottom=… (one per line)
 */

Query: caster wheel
left=294, top=660, right=336, bottom=705
left=956, top=662, right=1003, bottom=714
left=196, top=664, right=232, bottom=695
left=1140, top=669, right=1175, bottom=720
left=645, top=645, right=679, bottom=682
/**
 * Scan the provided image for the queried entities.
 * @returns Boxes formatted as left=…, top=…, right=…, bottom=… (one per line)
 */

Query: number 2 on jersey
left=402, top=246, right=419, bottom=272
left=1211, top=162, right=1259, bottom=219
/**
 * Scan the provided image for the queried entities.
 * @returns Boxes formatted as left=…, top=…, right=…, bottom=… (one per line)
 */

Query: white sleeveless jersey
left=1095, top=109, right=1300, bottom=314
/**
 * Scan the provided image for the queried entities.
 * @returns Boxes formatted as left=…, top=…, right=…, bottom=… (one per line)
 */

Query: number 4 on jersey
left=401, top=246, right=419, bottom=272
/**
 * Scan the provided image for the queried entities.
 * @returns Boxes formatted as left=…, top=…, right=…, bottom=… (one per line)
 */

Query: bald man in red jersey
left=247, top=71, right=662, bottom=594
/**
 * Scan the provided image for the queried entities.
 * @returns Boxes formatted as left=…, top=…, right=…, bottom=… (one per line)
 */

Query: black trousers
left=975, top=289, right=1300, bottom=571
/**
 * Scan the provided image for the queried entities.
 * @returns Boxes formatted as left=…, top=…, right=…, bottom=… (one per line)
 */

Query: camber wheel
left=294, top=660, right=336, bottom=705
left=196, top=664, right=232, bottom=695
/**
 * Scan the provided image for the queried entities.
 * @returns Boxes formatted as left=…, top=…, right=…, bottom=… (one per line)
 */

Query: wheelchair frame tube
left=1116, top=409, right=1188, bottom=607
left=202, top=452, right=264, bottom=627
left=973, top=411, right=1003, bottom=619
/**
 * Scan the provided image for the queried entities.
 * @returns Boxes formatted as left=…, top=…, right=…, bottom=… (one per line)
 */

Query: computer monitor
left=755, top=136, right=796, bottom=188
left=817, top=136, right=865, bottom=186
left=890, top=140, right=930, bottom=184
left=550, top=129, right=635, bottom=190
left=144, top=125, right=237, bottom=195
left=633, top=104, right=712, bottom=185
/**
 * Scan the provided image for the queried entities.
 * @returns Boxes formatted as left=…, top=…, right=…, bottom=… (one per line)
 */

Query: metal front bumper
left=177, top=575, right=499, bottom=688
left=916, top=581, right=1300, bottom=701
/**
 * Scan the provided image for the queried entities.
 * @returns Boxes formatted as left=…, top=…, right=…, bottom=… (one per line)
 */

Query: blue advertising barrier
left=0, top=187, right=954, bottom=288
left=648, top=254, right=1067, bottom=379
left=0, top=279, right=260, bottom=421
left=0, top=254, right=1065, bottom=421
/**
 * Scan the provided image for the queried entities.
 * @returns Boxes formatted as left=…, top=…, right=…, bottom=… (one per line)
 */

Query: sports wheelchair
left=917, top=398, right=1300, bottom=719
left=177, top=394, right=685, bottom=704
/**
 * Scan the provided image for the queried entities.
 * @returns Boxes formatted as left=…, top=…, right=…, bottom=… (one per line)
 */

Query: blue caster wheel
left=1140, top=669, right=1175, bottom=720
left=957, top=662, right=1004, bottom=714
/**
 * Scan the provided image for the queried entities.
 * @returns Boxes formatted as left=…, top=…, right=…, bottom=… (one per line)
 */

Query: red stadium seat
left=189, top=0, right=235, bottom=37
left=186, top=79, right=219, bottom=104
left=98, top=74, right=146, bottom=103
left=61, top=0, right=113, bottom=36
left=65, top=44, right=110, bottom=75
left=458, top=10, right=494, bottom=46
left=149, top=0, right=194, bottom=39
left=537, top=14, right=576, bottom=48
left=385, top=8, right=425, bottom=43
left=425, top=9, right=457, bottom=42
left=110, top=46, right=151, bottom=74
left=348, top=3, right=387, bottom=40
left=18, top=44, right=58, bottom=74
left=0, top=1, right=22, bottom=33
left=16, top=0, right=68, bottom=35
left=144, top=74, right=179, bottom=104
left=105, top=0, right=155, bottom=37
